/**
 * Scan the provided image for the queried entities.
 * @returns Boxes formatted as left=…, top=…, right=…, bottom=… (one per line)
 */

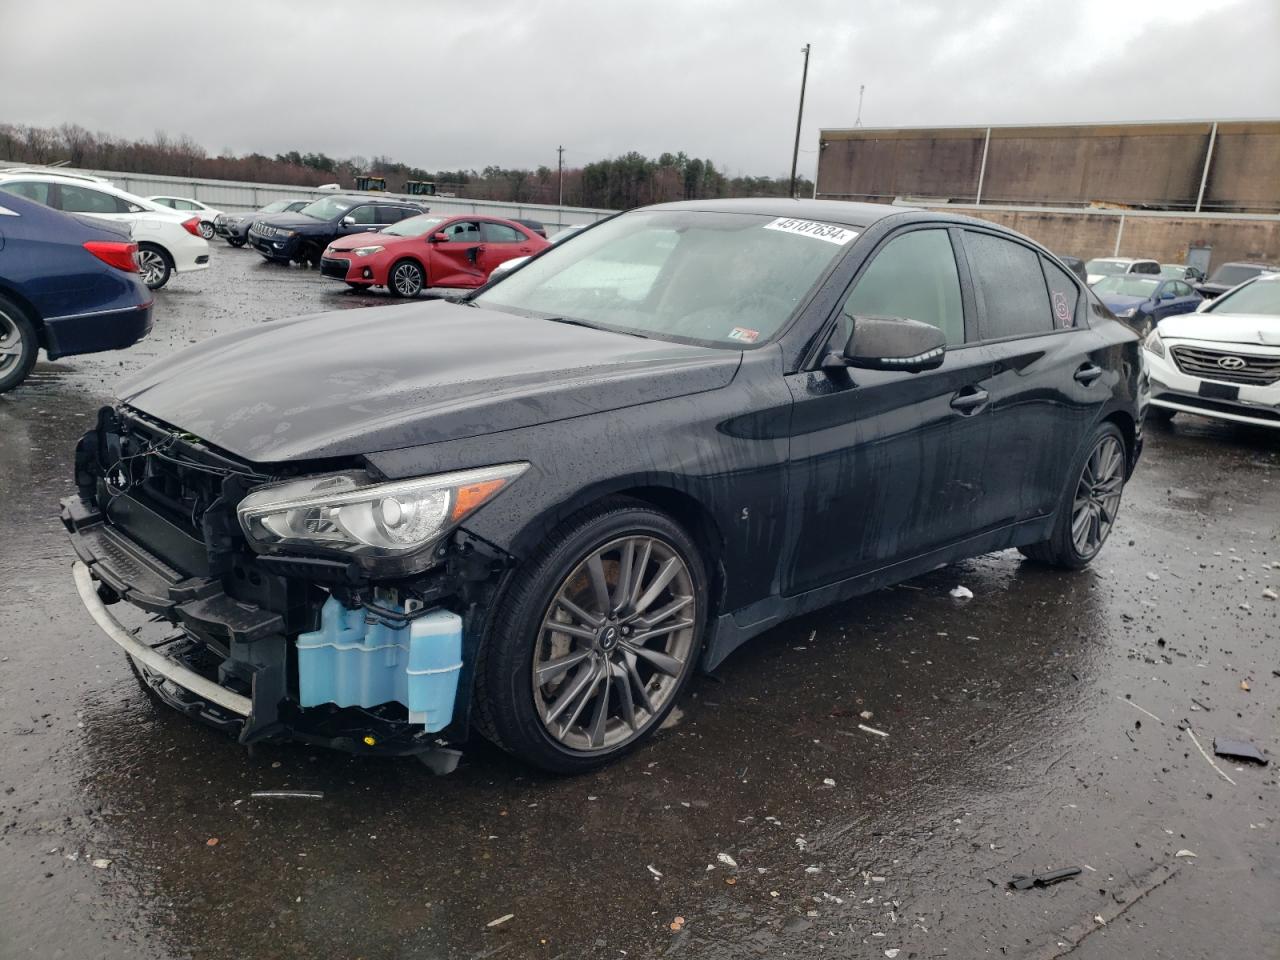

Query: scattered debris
left=486, top=913, right=514, bottom=928
left=822, top=777, right=836, bottom=787
left=1213, top=738, right=1269, bottom=766
left=1146, top=572, right=1160, bottom=582
left=206, top=837, right=219, bottom=847
left=795, top=837, right=809, bottom=851
left=1175, top=849, right=1197, bottom=858
left=1117, top=696, right=1164, bottom=724
left=1184, top=727, right=1237, bottom=786
left=647, top=864, right=663, bottom=879
left=1009, top=866, right=1081, bottom=890
left=717, top=852, right=738, bottom=868
left=860, top=710, right=874, bottom=720
left=858, top=723, right=889, bottom=738
left=91, top=858, right=112, bottom=870
left=949, top=585, right=974, bottom=599
left=1263, top=587, right=1277, bottom=601
left=1240, top=680, right=1251, bottom=692
left=885, top=950, right=901, bottom=958
left=250, top=790, right=324, bottom=800
left=670, top=916, right=685, bottom=932
left=725, top=876, right=736, bottom=885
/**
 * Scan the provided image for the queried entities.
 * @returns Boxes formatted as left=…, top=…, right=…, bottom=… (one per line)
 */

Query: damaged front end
left=62, top=406, right=516, bottom=768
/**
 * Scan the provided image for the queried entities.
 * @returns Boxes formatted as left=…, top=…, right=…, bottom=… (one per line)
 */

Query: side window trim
left=1039, top=254, right=1087, bottom=329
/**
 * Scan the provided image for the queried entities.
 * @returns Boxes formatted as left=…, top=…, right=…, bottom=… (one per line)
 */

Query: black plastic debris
left=1009, top=867, right=1082, bottom=890
left=1213, top=738, right=1269, bottom=766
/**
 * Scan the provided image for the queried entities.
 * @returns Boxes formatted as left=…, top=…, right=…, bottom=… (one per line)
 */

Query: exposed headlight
left=280, top=229, right=298, bottom=238
left=1117, top=307, right=1137, bottom=318
left=237, top=463, right=527, bottom=569
left=353, top=245, right=384, bottom=257
left=1143, top=329, right=1166, bottom=358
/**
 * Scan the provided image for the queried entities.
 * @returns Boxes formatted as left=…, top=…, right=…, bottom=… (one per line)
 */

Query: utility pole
left=789, top=43, right=811, bottom=199
left=854, top=84, right=865, bottom=127
left=557, top=145, right=565, bottom=207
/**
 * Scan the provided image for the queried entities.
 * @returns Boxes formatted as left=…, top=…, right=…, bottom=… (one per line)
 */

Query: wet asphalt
left=0, top=246, right=1277, bottom=960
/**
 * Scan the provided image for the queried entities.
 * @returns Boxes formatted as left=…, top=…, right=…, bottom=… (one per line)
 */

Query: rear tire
left=388, top=259, right=425, bottom=298
left=197, top=221, right=215, bottom=240
left=137, top=244, right=172, bottom=289
left=475, top=500, right=707, bottom=774
left=0, top=295, right=39, bottom=394
left=1019, top=422, right=1128, bottom=569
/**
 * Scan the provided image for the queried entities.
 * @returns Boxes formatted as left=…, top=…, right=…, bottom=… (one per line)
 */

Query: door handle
left=1074, top=363, right=1103, bottom=385
left=950, top=386, right=989, bottom=414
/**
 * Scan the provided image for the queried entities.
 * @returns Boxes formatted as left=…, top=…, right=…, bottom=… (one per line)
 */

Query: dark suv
left=62, top=199, right=1143, bottom=775
left=248, top=195, right=424, bottom=265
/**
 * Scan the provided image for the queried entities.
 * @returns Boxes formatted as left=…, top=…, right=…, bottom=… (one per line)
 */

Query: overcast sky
left=5, top=0, right=1277, bottom=179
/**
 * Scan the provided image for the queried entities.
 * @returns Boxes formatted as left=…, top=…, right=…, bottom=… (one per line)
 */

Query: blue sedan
left=1092, top=275, right=1202, bottom=331
left=0, top=192, right=153, bottom=393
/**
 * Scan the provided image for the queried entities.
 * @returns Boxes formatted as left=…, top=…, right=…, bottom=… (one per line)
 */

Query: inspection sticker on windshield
left=763, top=217, right=858, bottom=245
left=727, top=327, right=760, bottom=343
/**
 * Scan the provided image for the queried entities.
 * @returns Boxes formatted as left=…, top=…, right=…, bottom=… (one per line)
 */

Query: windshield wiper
left=542, top=317, right=649, bottom=338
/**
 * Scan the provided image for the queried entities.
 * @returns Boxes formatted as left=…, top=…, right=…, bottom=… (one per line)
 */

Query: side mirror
left=825, top=316, right=946, bottom=373
left=430, top=232, right=449, bottom=243
left=340, top=216, right=355, bottom=226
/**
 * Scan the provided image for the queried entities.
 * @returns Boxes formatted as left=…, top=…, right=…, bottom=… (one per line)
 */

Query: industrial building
left=815, top=119, right=1280, bottom=270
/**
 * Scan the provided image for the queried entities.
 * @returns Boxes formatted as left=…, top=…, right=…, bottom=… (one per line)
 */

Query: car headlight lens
left=1143, top=329, right=1166, bottom=358
left=1117, top=307, right=1137, bottom=318
left=237, top=463, right=527, bottom=565
left=281, top=230, right=297, bottom=238
left=353, top=245, right=384, bottom=257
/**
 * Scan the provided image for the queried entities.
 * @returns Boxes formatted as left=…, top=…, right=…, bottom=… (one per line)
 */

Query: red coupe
left=319, top=214, right=550, bottom=297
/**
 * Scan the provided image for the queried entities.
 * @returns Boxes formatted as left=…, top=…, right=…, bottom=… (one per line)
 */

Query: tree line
left=0, top=123, right=813, bottom=209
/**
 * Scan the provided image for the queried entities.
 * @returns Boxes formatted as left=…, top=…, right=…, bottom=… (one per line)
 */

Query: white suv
left=1144, top=273, right=1280, bottom=430
left=0, top=172, right=210, bottom=289
left=1085, top=257, right=1161, bottom=286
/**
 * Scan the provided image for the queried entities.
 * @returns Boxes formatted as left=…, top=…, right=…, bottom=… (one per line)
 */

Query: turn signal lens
left=83, top=241, right=140, bottom=273
left=181, top=216, right=202, bottom=237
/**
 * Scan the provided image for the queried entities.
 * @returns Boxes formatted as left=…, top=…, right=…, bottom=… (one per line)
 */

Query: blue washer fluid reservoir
left=296, top=595, right=463, bottom=733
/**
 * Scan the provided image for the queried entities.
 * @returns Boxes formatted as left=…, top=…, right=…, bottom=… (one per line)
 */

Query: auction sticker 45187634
left=763, top=217, right=859, bottom=246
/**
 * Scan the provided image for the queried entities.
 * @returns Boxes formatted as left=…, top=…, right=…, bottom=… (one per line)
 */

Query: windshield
left=298, top=197, right=355, bottom=220
left=1205, top=277, right=1280, bottom=316
left=261, top=200, right=292, bottom=213
left=1209, top=264, right=1266, bottom=287
left=1093, top=276, right=1159, bottom=298
left=474, top=210, right=858, bottom=348
left=1086, top=259, right=1127, bottom=277
left=1159, top=264, right=1187, bottom=279
left=381, top=214, right=445, bottom=237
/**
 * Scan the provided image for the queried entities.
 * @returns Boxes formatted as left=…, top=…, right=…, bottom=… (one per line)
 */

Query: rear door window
left=1041, top=257, right=1081, bottom=329
left=1135, top=261, right=1160, bottom=275
left=443, top=220, right=482, bottom=243
left=57, top=185, right=130, bottom=214
left=964, top=231, right=1054, bottom=340
left=481, top=221, right=524, bottom=243
left=840, top=228, right=965, bottom=346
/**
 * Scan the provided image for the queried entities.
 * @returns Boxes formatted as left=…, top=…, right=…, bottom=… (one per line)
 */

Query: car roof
left=317, top=195, right=419, bottom=206
left=1218, top=261, right=1278, bottom=269
left=639, top=197, right=904, bottom=228
left=0, top=167, right=110, bottom=184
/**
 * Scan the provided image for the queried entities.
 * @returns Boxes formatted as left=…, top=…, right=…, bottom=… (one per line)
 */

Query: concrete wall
left=927, top=204, right=1280, bottom=269
left=817, top=120, right=1280, bottom=214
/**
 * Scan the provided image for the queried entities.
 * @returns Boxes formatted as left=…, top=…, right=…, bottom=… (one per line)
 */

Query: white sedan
left=148, top=196, right=224, bottom=240
left=1144, top=273, right=1280, bottom=429
left=0, top=171, right=210, bottom=289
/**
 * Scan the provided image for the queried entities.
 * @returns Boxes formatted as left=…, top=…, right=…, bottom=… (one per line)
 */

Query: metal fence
left=0, top=162, right=614, bottom=234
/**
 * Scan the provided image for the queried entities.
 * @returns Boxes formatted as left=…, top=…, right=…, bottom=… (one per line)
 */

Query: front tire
left=476, top=500, right=707, bottom=773
left=137, top=244, right=172, bottom=289
left=0, top=295, right=39, bottom=394
left=1020, top=422, right=1128, bottom=569
left=388, top=259, right=425, bottom=298
left=226, top=237, right=246, bottom=248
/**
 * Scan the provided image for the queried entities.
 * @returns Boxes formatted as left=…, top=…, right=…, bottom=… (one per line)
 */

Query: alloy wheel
left=1071, top=434, right=1124, bottom=558
left=137, top=249, right=167, bottom=287
left=0, top=310, right=23, bottom=376
left=532, top=535, right=697, bottom=752
left=198, top=221, right=215, bottom=239
left=392, top=262, right=423, bottom=297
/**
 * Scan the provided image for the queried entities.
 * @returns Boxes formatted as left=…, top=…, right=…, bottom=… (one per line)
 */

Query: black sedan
left=62, top=199, right=1143, bottom=773
left=247, top=195, right=423, bottom=266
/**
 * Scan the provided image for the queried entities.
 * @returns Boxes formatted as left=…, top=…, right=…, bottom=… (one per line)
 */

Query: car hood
left=117, top=301, right=740, bottom=463
left=1158, top=312, right=1280, bottom=346
left=327, top=231, right=409, bottom=251
left=253, top=213, right=327, bottom=230
left=1100, top=294, right=1147, bottom=312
